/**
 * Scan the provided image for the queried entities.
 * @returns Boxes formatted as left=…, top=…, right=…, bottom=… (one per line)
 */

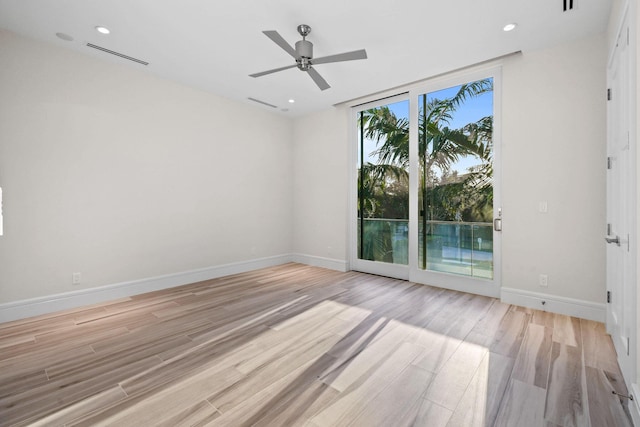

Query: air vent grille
left=247, top=97, right=277, bottom=108
left=86, top=43, right=149, bottom=66
left=562, top=0, right=574, bottom=11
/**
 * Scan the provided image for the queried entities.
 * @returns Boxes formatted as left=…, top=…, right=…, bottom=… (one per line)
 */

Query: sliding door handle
left=494, top=218, right=502, bottom=232
left=605, top=235, right=620, bottom=246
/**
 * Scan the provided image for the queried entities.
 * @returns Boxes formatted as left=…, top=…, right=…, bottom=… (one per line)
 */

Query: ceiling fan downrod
left=295, top=24, right=313, bottom=70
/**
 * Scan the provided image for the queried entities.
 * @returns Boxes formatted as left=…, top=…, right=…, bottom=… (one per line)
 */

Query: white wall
left=292, top=107, right=349, bottom=270
left=0, top=30, right=293, bottom=304
left=501, top=33, right=607, bottom=303
left=292, top=34, right=607, bottom=305
left=0, top=27, right=609, bottom=316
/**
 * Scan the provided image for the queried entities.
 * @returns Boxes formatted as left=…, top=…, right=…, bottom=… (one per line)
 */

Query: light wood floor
left=0, top=263, right=633, bottom=426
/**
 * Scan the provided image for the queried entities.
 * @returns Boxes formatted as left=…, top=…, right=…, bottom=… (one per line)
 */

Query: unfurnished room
left=0, top=0, right=639, bottom=426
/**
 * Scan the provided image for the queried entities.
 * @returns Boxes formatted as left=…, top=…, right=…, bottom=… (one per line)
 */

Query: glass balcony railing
left=419, top=220, right=493, bottom=279
left=357, top=218, right=409, bottom=265
left=358, top=218, right=493, bottom=279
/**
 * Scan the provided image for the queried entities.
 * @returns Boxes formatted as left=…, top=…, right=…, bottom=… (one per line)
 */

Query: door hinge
left=607, top=157, right=613, bottom=169
left=607, top=88, right=612, bottom=100
left=628, top=27, right=630, bottom=46
left=607, top=291, right=611, bottom=303
left=628, top=337, right=630, bottom=355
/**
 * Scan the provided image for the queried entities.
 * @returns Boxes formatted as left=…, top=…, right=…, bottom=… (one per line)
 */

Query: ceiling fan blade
left=311, top=49, right=367, bottom=65
left=307, top=67, right=330, bottom=91
left=263, top=30, right=297, bottom=58
left=249, top=64, right=297, bottom=78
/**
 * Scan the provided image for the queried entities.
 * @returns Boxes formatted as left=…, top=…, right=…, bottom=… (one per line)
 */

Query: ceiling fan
left=249, top=24, right=367, bottom=91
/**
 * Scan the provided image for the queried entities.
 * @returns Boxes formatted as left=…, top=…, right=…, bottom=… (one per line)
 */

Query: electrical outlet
left=539, top=274, right=548, bottom=287
left=72, top=272, right=82, bottom=285
left=538, top=201, right=548, bottom=213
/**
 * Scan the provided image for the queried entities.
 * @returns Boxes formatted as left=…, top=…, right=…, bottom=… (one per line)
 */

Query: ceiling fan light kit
left=250, top=24, right=367, bottom=91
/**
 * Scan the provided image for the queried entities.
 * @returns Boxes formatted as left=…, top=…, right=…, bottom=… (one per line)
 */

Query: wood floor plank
left=0, top=369, right=49, bottom=400
left=1, top=355, right=162, bottom=425
left=250, top=377, right=340, bottom=427
left=155, top=400, right=221, bottom=427
left=511, top=323, right=553, bottom=388
left=552, top=314, right=582, bottom=347
left=309, top=342, right=425, bottom=426
left=489, top=310, right=530, bottom=357
left=343, top=364, right=434, bottom=427
left=78, top=364, right=239, bottom=426
left=120, top=323, right=269, bottom=397
left=531, top=309, right=555, bottom=328
left=318, top=320, right=420, bottom=392
left=544, top=342, right=589, bottom=426
left=423, top=339, right=488, bottom=410
left=494, top=379, right=546, bottom=427
left=0, top=264, right=630, bottom=426
left=205, top=359, right=322, bottom=427
left=0, top=333, right=36, bottom=350
left=226, top=352, right=342, bottom=426
left=581, top=318, right=623, bottom=374
left=468, top=299, right=511, bottom=336
left=0, top=344, right=97, bottom=380
left=208, top=332, right=343, bottom=414
left=411, top=331, right=462, bottom=374
left=25, top=386, right=128, bottom=427
left=396, top=399, right=453, bottom=427
left=446, top=352, right=514, bottom=427
left=585, top=366, right=633, bottom=427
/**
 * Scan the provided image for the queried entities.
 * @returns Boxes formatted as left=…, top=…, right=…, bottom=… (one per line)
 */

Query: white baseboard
left=501, top=287, right=605, bottom=322
left=291, top=253, right=348, bottom=272
left=631, top=384, right=640, bottom=426
left=0, top=254, right=293, bottom=324
left=5, top=258, right=603, bottom=326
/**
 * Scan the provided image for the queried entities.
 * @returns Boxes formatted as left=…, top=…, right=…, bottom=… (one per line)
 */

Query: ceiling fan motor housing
left=295, top=39, right=313, bottom=59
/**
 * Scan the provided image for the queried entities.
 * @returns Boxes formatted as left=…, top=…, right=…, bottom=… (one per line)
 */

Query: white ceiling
left=0, top=0, right=611, bottom=118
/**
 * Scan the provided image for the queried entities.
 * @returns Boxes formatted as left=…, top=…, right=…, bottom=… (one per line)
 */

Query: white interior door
left=606, top=11, right=634, bottom=383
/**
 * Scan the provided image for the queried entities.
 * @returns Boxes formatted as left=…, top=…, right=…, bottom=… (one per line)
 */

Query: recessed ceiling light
left=288, top=99, right=295, bottom=103
left=95, top=26, right=111, bottom=34
left=56, top=32, right=74, bottom=41
left=503, top=23, right=517, bottom=32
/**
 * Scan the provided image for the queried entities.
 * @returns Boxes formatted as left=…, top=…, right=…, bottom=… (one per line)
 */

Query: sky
left=361, top=78, right=493, bottom=176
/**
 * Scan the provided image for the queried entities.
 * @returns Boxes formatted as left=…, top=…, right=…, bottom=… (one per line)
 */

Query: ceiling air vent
left=247, top=97, right=277, bottom=108
left=562, top=0, right=574, bottom=11
left=86, top=43, right=149, bottom=66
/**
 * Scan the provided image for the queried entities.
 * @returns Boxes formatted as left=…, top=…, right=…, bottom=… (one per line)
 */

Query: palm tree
left=357, top=79, right=494, bottom=265
left=358, top=79, right=493, bottom=217
left=360, top=79, right=493, bottom=173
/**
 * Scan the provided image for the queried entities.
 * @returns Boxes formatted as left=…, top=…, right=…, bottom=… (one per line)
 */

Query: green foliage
left=359, top=220, right=394, bottom=262
left=358, top=78, right=494, bottom=224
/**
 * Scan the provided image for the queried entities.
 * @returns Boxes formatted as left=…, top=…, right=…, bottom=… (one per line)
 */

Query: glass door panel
left=417, top=78, right=494, bottom=279
left=357, top=99, right=410, bottom=266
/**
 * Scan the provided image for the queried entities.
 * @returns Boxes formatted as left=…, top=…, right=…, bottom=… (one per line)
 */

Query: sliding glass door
left=353, top=96, right=410, bottom=279
left=352, top=69, right=501, bottom=296
left=417, top=79, right=495, bottom=278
